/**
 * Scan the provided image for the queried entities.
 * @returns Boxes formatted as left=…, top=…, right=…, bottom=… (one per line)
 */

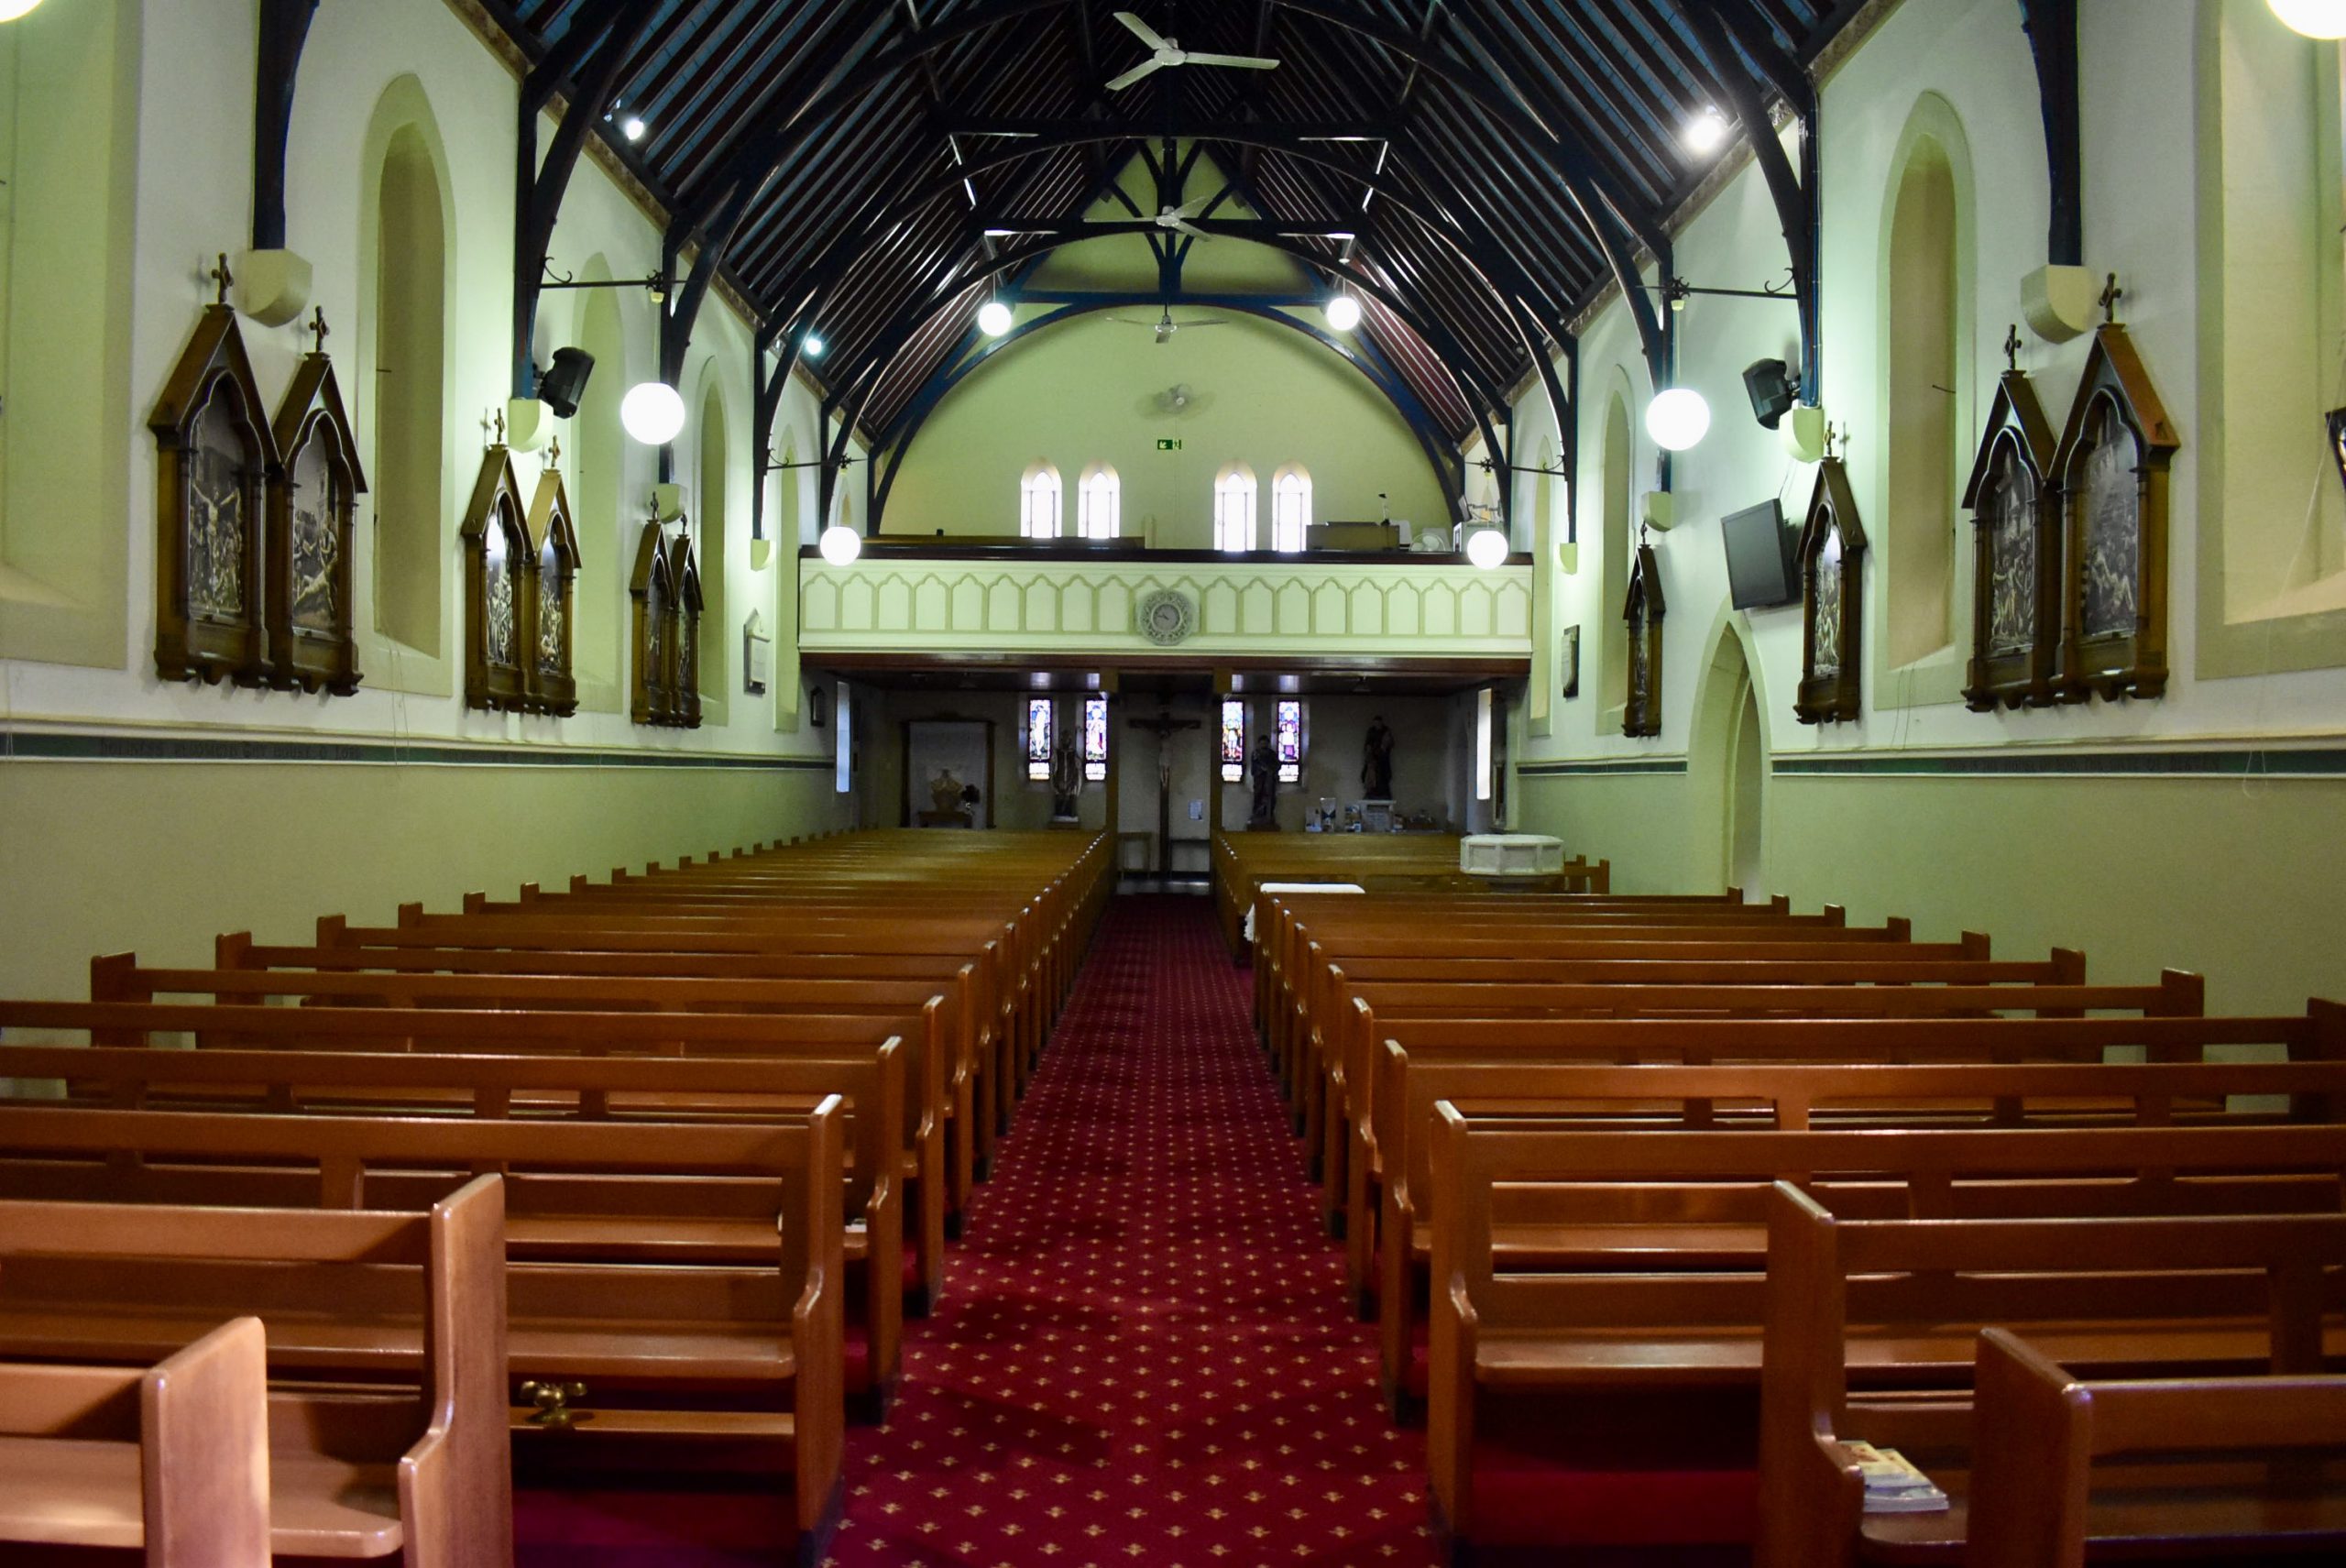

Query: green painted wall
left=882, top=311, right=1452, bottom=547
left=1522, top=769, right=2346, bottom=1016
left=0, top=761, right=850, bottom=997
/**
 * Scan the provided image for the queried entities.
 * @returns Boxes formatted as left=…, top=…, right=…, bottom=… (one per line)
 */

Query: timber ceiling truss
left=478, top=0, right=1867, bottom=532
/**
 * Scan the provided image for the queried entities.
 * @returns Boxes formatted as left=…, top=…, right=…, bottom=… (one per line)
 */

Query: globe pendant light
left=619, top=380, right=686, bottom=445
left=977, top=299, right=1014, bottom=336
left=1645, top=387, right=1712, bottom=452
left=1464, top=526, right=1510, bottom=569
left=2270, top=0, right=2346, bottom=37
left=818, top=524, right=862, bottom=565
left=1323, top=292, right=1362, bottom=332
left=0, top=0, right=47, bottom=18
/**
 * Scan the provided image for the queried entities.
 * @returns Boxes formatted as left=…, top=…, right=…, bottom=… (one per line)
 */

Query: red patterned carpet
left=518, top=894, right=1442, bottom=1568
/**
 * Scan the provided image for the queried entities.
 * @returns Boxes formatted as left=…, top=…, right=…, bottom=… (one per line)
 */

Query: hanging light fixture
left=1323, top=292, right=1363, bottom=332
left=1464, top=526, right=1510, bottom=569
left=803, top=333, right=826, bottom=358
left=1645, top=387, right=1712, bottom=452
left=1683, top=106, right=1730, bottom=154
left=0, top=0, right=48, bottom=18
left=2270, top=0, right=2346, bottom=37
left=818, top=524, right=862, bottom=565
left=619, top=380, right=686, bottom=445
left=977, top=298, right=1014, bottom=336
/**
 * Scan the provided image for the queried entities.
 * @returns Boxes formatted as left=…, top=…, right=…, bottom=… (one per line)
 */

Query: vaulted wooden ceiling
left=483, top=0, right=1863, bottom=444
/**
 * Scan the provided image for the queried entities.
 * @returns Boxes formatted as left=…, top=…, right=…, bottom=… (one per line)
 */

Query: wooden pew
left=0, top=1316, right=270, bottom=1567
left=0, top=1103, right=844, bottom=1547
left=1422, top=1115, right=2346, bottom=1558
left=14, top=991, right=953, bottom=1311
left=0, top=1036, right=911, bottom=1397
left=1379, top=1040, right=2346, bottom=1406
left=1967, top=1327, right=2346, bottom=1567
left=1757, top=1186, right=2346, bottom=1568
left=0, top=1178, right=509, bottom=1567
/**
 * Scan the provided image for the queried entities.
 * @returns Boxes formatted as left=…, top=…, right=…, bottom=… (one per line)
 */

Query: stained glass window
left=1220, top=697, right=1245, bottom=784
left=1275, top=699, right=1301, bottom=784
left=1026, top=696, right=1053, bottom=781
left=1084, top=694, right=1108, bottom=782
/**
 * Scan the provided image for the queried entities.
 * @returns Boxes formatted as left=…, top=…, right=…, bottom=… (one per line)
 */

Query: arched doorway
left=1689, top=623, right=1767, bottom=896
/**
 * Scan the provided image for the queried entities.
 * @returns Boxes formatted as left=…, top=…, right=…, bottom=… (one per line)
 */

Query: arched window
left=1886, top=124, right=1962, bottom=667
left=1078, top=464, right=1120, bottom=540
left=371, top=119, right=446, bottom=654
left=1271, top=466, right=1311, bottom=553
left=1600, top=391, right=1632, bottom=711
left=574, top=282, right=627, bottom=690
left=1020, top=462, right=1062, bottom=539
left=695, top=379, right=729, bottom=708
left=1214, top=465, right=1257, bottom=552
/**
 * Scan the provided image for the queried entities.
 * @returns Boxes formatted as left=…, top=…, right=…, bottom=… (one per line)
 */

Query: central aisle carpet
left=829, top=893, right=1440, bottom=1566
left=518, top=894, right=1440, bottom=1566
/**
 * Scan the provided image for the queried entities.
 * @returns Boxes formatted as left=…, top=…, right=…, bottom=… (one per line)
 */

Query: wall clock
left=1136, top=587, right=1196, bottom=646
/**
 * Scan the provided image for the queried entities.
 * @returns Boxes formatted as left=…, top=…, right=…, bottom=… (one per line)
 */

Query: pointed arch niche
left=1689, top=621, right=1768, bottom=898
left=1598, top=388, right=1634, bottom=720
left=1877, top=93, right=1975, bottom=698
left=572, top=270, right=629, bottom=706
left=695, top=374, right=729, bottom=723
left=361, top=77, right=452, bottom=685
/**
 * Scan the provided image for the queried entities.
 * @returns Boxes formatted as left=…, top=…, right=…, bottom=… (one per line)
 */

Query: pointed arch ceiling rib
left=487, top=0, right=1859, bottom=440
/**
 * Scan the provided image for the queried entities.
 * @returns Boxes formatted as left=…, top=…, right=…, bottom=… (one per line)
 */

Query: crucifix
left=1125, top=708, right=1200, bottom=874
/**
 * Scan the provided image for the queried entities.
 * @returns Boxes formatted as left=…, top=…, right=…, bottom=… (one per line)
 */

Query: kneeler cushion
left=1465, top=1388, right=1760, bottom=1548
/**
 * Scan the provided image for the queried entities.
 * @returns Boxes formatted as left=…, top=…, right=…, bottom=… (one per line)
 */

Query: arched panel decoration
left=630, top=523, right=702, bottom=728
left=460, top=445, right=536, bottom=713
left=1621, top=542, right=1664, bottom=740
left=667, top=532, right=706, bottom=730
left=1795, top=456, right=1867, bottom=725
left=2053, top=322, right=2178, bottom=702
left=1961, top=362, right=2060, bottom=710
left=151, top=296, right=276, bottom=685
left=268, top=331, right=367, bottom=696
left=528, top=457, right=581, bottom=717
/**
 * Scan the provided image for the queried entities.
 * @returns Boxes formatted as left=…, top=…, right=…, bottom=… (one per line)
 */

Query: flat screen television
left=1720, top=499, right=1796, bottom=609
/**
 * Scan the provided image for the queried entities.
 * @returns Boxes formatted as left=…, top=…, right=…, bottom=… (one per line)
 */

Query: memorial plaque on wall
left=1794, top=456, right=1865, bottom=725
left=1961, top=361, right=2060, bottom=710
left=2052, top=322, right=2177, bottom=701
left=151, top=296, right=275, bottom=685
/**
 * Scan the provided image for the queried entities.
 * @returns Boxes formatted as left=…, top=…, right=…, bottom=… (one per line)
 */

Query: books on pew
left=1845, top=1442, right=1950, bottom=1514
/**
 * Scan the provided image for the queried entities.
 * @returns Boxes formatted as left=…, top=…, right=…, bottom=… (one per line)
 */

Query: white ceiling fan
left=1109, top=304, right=1227, bottom=344
left=1105, top=11, right=1280, bottom=92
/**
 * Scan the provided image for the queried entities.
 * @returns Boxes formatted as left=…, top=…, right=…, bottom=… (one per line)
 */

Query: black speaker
left=1742, top=357, right=1797, bottom=430
left=537, top=346, right=597, bottom=419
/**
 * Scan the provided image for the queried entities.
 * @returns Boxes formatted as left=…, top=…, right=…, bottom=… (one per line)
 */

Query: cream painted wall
left=882, top=312, right=1452, bottom=548
left=0, top=0, right=856, bottom=981
left=1513, top=0, right=2346, bottom=1012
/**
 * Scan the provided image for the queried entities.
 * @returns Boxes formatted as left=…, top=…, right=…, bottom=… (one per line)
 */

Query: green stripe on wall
left=1772, top=748, right=2346, bottom=780
left=0, top=729, right=834, bottom=772
left=1518, top=757, right=1690, bottom=777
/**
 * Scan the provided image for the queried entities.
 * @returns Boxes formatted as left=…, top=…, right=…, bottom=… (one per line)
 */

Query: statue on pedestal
left=1249, top=733, right=1277, bottom=828
left=1362, top=715, right=1395, bottom=799
left=928, top=767, right=964, bottom=816
left=1048, top=739, right=1081, bottom=820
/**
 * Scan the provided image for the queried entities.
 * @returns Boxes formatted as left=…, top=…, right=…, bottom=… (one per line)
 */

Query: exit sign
left=1155, top=437, right=1183, bottom=451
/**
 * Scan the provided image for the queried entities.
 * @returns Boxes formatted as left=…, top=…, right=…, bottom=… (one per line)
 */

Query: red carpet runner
left=518, top=894, right=1441, bottom=1566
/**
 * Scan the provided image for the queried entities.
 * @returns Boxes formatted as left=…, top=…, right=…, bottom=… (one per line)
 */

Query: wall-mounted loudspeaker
left=538, top=346, right=597, bottom=419
left=1742, top=357, right=1798, bottom=429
